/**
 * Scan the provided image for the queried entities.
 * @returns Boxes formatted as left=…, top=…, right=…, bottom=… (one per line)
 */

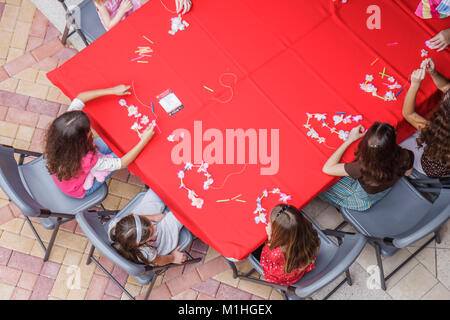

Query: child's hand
left=171, top=246, right=187, bottom=264
left=175, top=0, right=192, bottom=14
left=140, top=124, right=155, bottom=143
left=110, top=84, right=131, bottom=96
left=427, top=28, right=450, bottom=52
left=420, top=58, right=435, bottom=74
left=118, top=0, right=133, bottom=14
left=347, top=125, right=365, bottom=143
left=411, top=69, right=426, bottom=86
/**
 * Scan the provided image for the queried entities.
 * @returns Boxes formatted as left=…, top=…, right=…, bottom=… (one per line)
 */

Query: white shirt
left=68, top=98, right=122, bottom=172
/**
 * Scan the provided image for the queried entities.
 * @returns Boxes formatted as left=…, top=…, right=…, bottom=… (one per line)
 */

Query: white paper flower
left=314, top=114, right=326, bottom=121
left=387, top=76, right=395, bottom=83
left=118, top=99, right=127, bottom=106
left=140, top=115, right=149, bottom=125
left=185, top=162, right=193, bottom=170
left=167, top=134, right=175, bottom=142
left=254, top=212, right=267, bottom=225
left=338, top=130, right=349, bottom=141
left=353, top=115, right=363, bottom=122
left=421, top=49, right=428, bottom=57
left=384, top=91, right=395, bottom=101
left=177, top=171, right=185, bottom=179
left=365, top=74, right=374, bottom=82
left=191, top=197, right=204, bottom=209
left=127, top=105, right=139, bottom=117
left=318, top=137, right=326, bottom=144
left=333, top=115, right=344, bottom=126
left=271, top=188, right=280, bottom=194
left=203, top=178, right=213, bottom=190
left=131, top=122, right=142, bottom=131
left=342, top=115, right=352, bottom=124
left=197, top=162, right=209, bottom=173
left=279, top=193, right=292, bottom=203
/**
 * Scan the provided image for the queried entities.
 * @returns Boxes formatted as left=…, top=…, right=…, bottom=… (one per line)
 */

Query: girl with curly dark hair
left=45, top=84, right=155, bottom=198
left=319, top=123, right=414, bottom=211
left=401, top=59, right=450, bottom=178
left=252, top=204, right=320, bottom=285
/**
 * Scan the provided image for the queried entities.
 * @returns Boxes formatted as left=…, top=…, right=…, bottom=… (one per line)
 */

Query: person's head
left=355, top=122, right=407, bottom=185
left=265, top=204, right=320, bottom=274
left=44, top=111, right=96, bottom=181
left=417, top=90, right=450, bottom=168
left=110, top=214, right=154, bottom=265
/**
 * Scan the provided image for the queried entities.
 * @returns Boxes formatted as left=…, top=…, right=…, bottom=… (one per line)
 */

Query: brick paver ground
left=0, top=0, right=449, bottom=301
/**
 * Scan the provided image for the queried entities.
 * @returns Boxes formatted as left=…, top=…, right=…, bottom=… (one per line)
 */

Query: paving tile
left=43, top=24, right=60, bottom=43
left=16, top=125, right=34, bottom=141
left=17, top=271, right=38, bottom=290
left=197, top=293, right=216, bottom=300
left=32, top=56, right=57, bottom=72
left=16, top=80, right=49, bottom=100
left=13, top=67, right=38, bottom=82
left=8, top=250, right=44, bottom=274
left=172, top=288, right=198, bottom=300
left=29, top=241, right=66, bottom=264
left=50, top=264, right=71, bottom=299
left=78, top=254, right=97, bottom=289
left=26, top=35, right=43, bottom=51
left=12, top=138, right=30, bottom=150
left=166, top=269, right=202, bottom=296
left=6, top=47, right=23, bottom=62
left=67, top=287, right=87, bottom=300
left=0, top=30, right=12, bottom=49
left=41, top=261, right=61, bottom=279
left=196, top=256, right=230, bottom=281
left=111, top=169, right=129, bottom=183
left=0, top=203, right=14, bottom=225
left=52, top=47, right=78, bottom=63
left=213, top=269, right=240, bottom=288
left=46, top=86, right=71, bottom=105
left=0, top=231, right=35, bottom=254
left=17, top=0, right=35, bottom=23
left=216, top=283, right=252, bottom=300
left=8, top=202, right=22, bottom=218
left=0, top=104, right=8, bottom=119
left=192, top=278, right=220, bottom=297
left=436, top=248, right=450, bottom=290
left=190, top=238, right=209, bottom=254
left=237, top=277, right=272, bottom=300
left=0, top=66, right=8, bottom=82
left=0, top=77, right=19, bottom=92
left=35, top=70, right=52, bottom=86
left=0, top=264, right=22, bottom=285
left=28, top=127, right=45, bottom=153
left=127, top=173, right=145, bottom=187
left=102, top=293, right=119, bottom=300
left=59, top=219, right=77, bottom=233
left=183, top=250, right=205, bottom=273
left=32, top=37, right=64, bottom=62
left=11, top=287, right=31, bottom=300
left=109, top=179, right=143, bottom=199
left=269, top=288, right=284, bottom=300
left=94, top=255, right=115, bottom=276
left=0, top=89, right=29, bottom=108
left=0, top=4, right=19, bottom=32
left=57, top=103, right=68, bottom=116
left=85, top=274, right=109, bottom=300
left=388, top=264, right=438, bottom=300
left=436, top=220, right=450, bottom=249
left=421, top=282, right=450, bottom=300
left=162, top=264, right=184, bottom=282
left=0, top=247, right=12, bottom=265
left=29, top=9, right=47, bottom=38
left=3, top=52, right=36, bottom=76
left=10, top=20, right=31, bottom=49
left=0, top=3, right=5, bottom=19
left=0, top=282, right=15, bottom=299
left=101, top=193, right=122, bottom=210
left=30, top=275, right=54, bottom=300
left=26, top=95, right=59, bottom=116
left=204, top=246, right=220, bottom=263
left=121, top=282, right=141, bottom=300
left=104, top=265, right=129, bottom=298
left=0, top=217, right=24, bottom=233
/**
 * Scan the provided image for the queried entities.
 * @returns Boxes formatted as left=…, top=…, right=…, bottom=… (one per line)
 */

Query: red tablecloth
left=47, top=0, right=450, bottom=260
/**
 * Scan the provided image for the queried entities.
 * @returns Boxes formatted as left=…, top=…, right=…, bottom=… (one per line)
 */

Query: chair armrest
left=322, top=229, right=356, bottom=240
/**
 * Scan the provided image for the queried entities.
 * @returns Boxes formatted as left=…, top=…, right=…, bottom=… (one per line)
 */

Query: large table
left=47, top=0, right=450, bottom=260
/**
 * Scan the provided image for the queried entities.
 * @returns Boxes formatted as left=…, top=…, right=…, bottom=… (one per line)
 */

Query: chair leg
left=43, top=217, right=62, bottom=262
left=374, top=242, right=387, bottom=291
left=61, top=25, right=70, bottom=45
left=144, top=272, right=160, bottom=300
left=25, top=216, right=47, bottom=253
left=225, top=259, right=238, bottom=279
left=345, top=269, right=352, bottom=286
left=435, top=229, right=441, bottom=244
left=86, top=244, right=95, bottom=265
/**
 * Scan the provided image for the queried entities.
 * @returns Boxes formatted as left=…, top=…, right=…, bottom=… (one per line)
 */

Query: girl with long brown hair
left=401, top=59, right=449, bottom=178
left=252, top=204, right=320, bottom=285
left=107, top=189, right=187, bottom=266
left=45, top=84, right=155, bottom=198
left=320, top=123, right=414, bottom=211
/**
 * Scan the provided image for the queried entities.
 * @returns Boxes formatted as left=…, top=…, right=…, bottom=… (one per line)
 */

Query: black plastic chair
left=59, top=0, right=107, bottom=47
left=0, top=144, right=108, bottom=261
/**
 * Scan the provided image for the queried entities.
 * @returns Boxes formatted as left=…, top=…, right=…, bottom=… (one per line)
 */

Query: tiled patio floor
left=0, top=0, right=449, bottom=300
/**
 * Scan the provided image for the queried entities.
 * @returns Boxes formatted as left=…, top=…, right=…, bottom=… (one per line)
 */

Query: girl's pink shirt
left=52, top=151, right=99, bottom=199
left=96, top=0, right=142, bottom=30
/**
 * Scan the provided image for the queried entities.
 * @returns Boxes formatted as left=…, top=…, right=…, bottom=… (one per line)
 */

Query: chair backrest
left=393, top=188, right=450, bottom=248
left=0, top=145, right=42, bottom=216
left=76, top=210, right=147, bottom=276
left=72, top=0, right=106, bottom=43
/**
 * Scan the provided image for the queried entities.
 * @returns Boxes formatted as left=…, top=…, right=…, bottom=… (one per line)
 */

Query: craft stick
left=395, top=89, right=403, bottom=97
left=140, top=54, right=152, bottom=57
left=216, top=199, right=230, bottom=202
left=131, top=56, right=144, bottom=61
left=386, top=42, right=399, bottom=45
left=155, top=122, right=162, bottom=133
left=142, top=35, right=154, bottom=44
left=235, top=199, right=246, bottom=203
left=231, top=194, right=242, bottom=200
left=137, top=61, right=148, bottom=63
left=370, top=58, right=379, bottom=66
left=203, top=85, right=214, bottom=93
left=151, top=102, right=155, bottom=114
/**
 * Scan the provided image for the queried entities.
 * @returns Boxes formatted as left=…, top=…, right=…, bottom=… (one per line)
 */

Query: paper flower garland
left=254, top=188, right=292, bottom=225
left=178, top=162, right=214, bottom=209
left=118, top=99, right=157, bottom=138
left=304, top=112, right=363, bottom=145
left=360, top=68, right=401, bottom=102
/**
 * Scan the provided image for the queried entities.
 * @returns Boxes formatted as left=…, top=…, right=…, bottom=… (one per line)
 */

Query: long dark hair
left=355, top=122, right=409, bottom=186
left=110, top=215, right=154, bottom=265
left=417, top=90, right=450, bottom=168
left=44, top=111, right=96, bottom=181
left=268, top=204, right=320, bottom=274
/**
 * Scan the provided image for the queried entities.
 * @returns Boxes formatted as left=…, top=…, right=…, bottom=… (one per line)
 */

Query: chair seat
left=77, top=0, right=107, bottom=43
left=340, top=178, right=433, bottom=256
left=18, top=157, right=108, bottom=224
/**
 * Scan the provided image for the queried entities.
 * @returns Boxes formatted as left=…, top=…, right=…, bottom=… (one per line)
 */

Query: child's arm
left=120, top=124, right=155, bottom=168
left=97, top=0, right=133, bottom=30
left=151, top=246, right=187, bottom=266
left=422, top=59, right=450, bottom=93
left=402, top=69, right=428, bottom=131
left=322, top=125, right=365, bottom=176
left=76, top=84, right=131, bottom=104
left=146, top=213, right=164, bottom=222
left=427, top=28, right=450, bottom=52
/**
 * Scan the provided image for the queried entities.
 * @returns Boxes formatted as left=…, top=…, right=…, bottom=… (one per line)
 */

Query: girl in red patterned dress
left=253, top=204, right=320, bottom=286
